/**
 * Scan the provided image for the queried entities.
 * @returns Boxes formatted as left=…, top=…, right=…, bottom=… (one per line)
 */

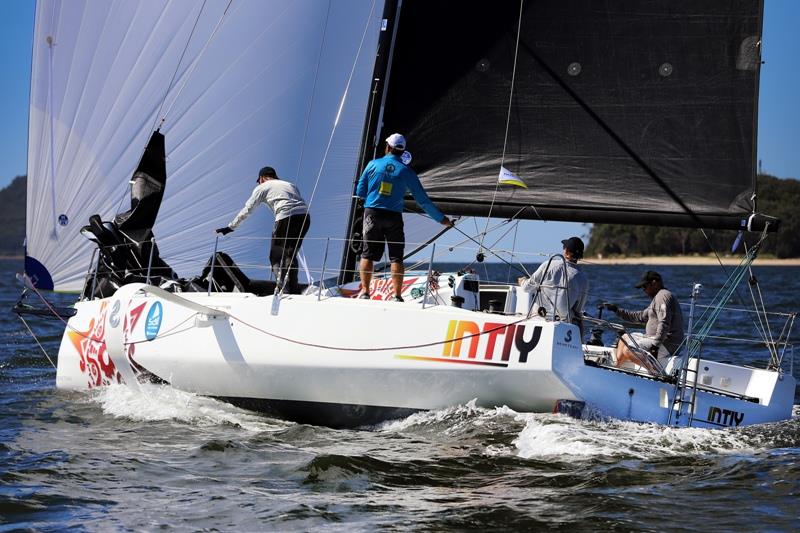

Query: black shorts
left=361, top=208, right=404, bottom=262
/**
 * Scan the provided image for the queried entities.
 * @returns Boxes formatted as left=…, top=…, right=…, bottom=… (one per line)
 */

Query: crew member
left=356, top=133, right=452, bottom=302
left=605, top=270, right=684, bottom=373
left=518, top=237, right=589, bottom=337
left=216, top=166, right=310, bottom=294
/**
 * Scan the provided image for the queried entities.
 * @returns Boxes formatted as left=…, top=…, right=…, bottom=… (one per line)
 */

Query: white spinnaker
left=27, top=0, right=385, bottom=291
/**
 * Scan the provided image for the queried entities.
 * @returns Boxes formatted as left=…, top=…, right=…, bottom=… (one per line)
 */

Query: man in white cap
left=355, top=133, right=452, bottom=301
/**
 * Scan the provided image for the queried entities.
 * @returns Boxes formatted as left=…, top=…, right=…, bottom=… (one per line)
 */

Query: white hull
left=56, top=283, right=795, bottom=428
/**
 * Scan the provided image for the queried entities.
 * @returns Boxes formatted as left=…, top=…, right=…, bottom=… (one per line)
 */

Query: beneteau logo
left=395, top=320, right=542, bottom=367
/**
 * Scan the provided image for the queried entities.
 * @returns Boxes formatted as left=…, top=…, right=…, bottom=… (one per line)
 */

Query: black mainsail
left=381, top=0, right=769, bottom=231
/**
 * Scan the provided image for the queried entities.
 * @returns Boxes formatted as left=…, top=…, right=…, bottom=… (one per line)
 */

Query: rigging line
left=158, top=0, right=235, bottom=126
left=275, top=1, right=333, bottom=295
left=745, top=242, right=779, bottom=363
left=17, top=315, right=57, bottom=370
left=459, top=217, right=529, bottom=276
left=300, top=0, right=378, bottom=242
left=699, top=227, right=767, bottom=340
left=375, top=220, right=455, bottom=273
left=274, top=0, right=378, bottom=295
left=23, top=280, right=198, bottom=344
left=150, top=0, right=209, bottom=132
left=478, top=0, right=525, bottom=253
left=518, top=42, right=705, bottom=229
left=507, top=220, right=520, bottom=283
left=451, top=224, right=527, bottom=276
left=113, top=2, right=223, bottom=220
left=230, top=308, right=531, bottom=352
left=294, top=0, right=333, bottom=181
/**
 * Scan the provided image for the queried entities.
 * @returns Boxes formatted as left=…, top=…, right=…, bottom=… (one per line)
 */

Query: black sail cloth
left=384, top=0, right=767, bottom=231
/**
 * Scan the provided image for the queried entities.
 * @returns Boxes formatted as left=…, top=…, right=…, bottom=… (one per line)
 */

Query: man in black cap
left=605, top=271, right=684, bottom=373
left=216, top=166, right=310, bottom=294
left=518, top=236, right=589, bottom=337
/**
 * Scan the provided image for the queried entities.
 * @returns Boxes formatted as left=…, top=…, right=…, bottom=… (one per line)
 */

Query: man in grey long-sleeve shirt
left=605, top=270, right=684, bottom=372
left=216, top=166, right=310, bottom=294
left=519, top=237, right=589, bottom=337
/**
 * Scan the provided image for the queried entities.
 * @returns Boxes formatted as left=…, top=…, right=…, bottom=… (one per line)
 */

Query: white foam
left=88, top=383, right=287, bottom=433
left=513, top=413, right=763, bottom=460
left=377, top=399, right=517, bottom=433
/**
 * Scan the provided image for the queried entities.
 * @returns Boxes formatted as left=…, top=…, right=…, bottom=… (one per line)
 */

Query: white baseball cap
left=385, top=133, right=406, bottom=150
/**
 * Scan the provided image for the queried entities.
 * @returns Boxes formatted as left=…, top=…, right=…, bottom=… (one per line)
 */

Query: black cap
left=257, top=166, right=277, bottom=182
left=634, top=270, right=662, bottom=288
left=561, top=236, right=584, bottom=259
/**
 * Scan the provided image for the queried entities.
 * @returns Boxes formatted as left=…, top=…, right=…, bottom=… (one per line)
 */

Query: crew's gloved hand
left=216, top=227, right=233, bottom=236
left=604, top=303, right=618, bottom=313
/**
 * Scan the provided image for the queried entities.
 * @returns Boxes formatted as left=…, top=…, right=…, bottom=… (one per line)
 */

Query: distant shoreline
left=582, top=256, right=800, bottom=266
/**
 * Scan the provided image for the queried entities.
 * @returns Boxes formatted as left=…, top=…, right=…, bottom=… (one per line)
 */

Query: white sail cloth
left=27, top=0, right=385, bottom=291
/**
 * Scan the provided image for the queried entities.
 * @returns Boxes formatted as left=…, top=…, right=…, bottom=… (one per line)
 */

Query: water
left=2, top=258, right=799, bottom=530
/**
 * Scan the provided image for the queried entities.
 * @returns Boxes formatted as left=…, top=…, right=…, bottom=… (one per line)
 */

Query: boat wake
left=84, top=386, right=800, bottom=459
left=87, top=383, right=289, bottom=433
left=379, top=400, right=800, bottom=460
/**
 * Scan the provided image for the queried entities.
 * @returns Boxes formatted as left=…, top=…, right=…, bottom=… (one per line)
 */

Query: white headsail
left=27, top=0, right=385, bottom=291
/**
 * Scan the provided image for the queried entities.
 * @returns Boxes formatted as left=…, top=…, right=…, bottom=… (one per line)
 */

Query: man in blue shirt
left=356, top=133, right=452, bottom=301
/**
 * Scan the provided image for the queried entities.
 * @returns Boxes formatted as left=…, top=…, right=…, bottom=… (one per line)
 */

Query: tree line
left=586, top=174, right=800, bottom=259
left=0, top=173, right=798, bottom=257
left=0, top=176, right=26, bottom=256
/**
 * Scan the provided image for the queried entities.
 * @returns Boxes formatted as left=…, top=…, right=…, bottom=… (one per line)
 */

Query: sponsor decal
left=706, top=406, right=744, bottom=427
left=67, top=301, right=147, bottom=388
left=396, top=320, right=542, bottom=367
left=145, top=302, right=163, bottom=341
left=109, top=299, right=121, bottom=328
left=341, top=277, right=420, bottom=300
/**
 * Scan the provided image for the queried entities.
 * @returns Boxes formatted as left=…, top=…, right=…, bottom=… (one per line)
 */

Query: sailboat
left=17, top=0, right=795, bottom=429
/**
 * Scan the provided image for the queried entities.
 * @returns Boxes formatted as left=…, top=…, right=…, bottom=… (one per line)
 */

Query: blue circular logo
left=58, top=214, right=69, bottom=226
left=145, top=302, right=163, bottom=341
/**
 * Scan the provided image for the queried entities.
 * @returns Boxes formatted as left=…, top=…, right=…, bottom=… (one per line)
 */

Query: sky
left=0, top=0, right=798, bottom=260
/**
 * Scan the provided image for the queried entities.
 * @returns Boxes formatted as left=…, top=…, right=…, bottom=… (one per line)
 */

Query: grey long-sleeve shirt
left=521, top=259, right=589, bottom=334
left=616, top=288, right=685, bottom=354
left=228, top=179, right=307, bottom=229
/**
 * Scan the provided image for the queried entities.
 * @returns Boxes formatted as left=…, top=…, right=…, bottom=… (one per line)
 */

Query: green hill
left=586, top=174, right=800, bottom=258
left=0, top=176, right=25, bottom=256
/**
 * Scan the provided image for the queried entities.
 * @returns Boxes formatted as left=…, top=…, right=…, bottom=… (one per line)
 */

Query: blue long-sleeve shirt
left=355, top=154, right=445, bottom=222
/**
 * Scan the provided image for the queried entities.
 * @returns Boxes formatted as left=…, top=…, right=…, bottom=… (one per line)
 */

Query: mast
left=750, top=0, right=766, bottom=216
left=337, top=0, right=402, bottom=286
